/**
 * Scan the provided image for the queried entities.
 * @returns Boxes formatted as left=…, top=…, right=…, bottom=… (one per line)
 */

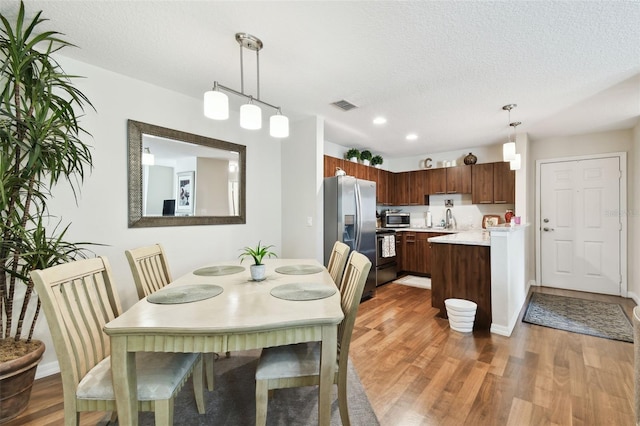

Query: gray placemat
left=147, top=284, right=223, bottom=304
left=193, top=265, right=245, bottom=276
left=274, top=265, right=324, bottom=275
left=270, top=282, right=337, bottom=301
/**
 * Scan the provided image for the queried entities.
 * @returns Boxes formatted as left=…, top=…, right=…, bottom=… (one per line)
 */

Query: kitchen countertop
left=427, top=230, right=490, bottom=246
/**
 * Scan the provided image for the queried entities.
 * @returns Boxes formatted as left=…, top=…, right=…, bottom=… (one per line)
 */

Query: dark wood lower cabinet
left=430, top=242, right=492, bottom=329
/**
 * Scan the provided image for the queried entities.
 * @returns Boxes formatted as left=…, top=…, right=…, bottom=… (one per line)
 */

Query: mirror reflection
left=128, top=120, right=246, bottom=227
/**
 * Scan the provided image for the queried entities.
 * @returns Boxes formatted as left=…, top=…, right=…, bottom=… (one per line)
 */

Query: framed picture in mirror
left=176, top=171, right=195, bottom=215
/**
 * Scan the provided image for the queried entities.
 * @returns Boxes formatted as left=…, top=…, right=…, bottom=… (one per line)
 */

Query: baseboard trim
left=36, top=360, right=60, bottom=379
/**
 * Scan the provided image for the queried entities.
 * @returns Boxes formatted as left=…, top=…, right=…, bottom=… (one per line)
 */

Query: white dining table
left=104, top=258, right=344, bottom=425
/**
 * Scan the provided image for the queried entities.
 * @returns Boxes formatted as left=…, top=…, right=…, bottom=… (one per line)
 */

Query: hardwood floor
left=350, top=283, right=636, bottom=426
left=6, top=282, right=636, bottom=425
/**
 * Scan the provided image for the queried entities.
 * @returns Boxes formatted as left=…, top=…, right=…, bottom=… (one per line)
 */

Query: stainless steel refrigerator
left=323, top=176, right=376, bottom=299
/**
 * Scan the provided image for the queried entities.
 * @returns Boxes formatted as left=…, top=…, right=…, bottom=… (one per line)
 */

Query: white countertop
left=427, top=230, right=490, bottom=246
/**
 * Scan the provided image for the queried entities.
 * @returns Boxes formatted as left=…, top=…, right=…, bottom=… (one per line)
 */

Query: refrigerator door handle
left=354, top=181, right=362, bottom=251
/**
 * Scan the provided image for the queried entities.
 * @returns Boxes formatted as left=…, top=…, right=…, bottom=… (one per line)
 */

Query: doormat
left=395, top=275, right=431, bottom=289
left=522, top=292, right=633, bottom=343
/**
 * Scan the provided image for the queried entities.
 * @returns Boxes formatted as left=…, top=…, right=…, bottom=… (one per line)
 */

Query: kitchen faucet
left=445, top=208, right=454, bottom=229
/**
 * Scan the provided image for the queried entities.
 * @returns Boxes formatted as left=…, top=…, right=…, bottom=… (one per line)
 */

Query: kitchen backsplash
left=377, top=193, right=514, bottom=229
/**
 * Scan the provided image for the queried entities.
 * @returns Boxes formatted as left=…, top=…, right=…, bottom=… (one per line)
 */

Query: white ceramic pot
left=362, top=159, right=370, bottom=166
left=335, top=167, right=346, bottom=176
left=349, top=157, right=358, bottom=163
left=250, top=264, right=266, bottom=281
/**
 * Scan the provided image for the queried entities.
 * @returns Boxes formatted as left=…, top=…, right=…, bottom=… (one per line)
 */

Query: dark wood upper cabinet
left=429, top=168, right=447, bottom=195
left=471, top=162, right=515, bottom=204
left=471, top=163, right=494, bottom=204
left=445, top=165, right=472, bottom=194
left=493, top=161, right=515, bottom=204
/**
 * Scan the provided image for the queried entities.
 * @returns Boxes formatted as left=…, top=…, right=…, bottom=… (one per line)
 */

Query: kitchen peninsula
left=429, top=225, right=528, bottom=336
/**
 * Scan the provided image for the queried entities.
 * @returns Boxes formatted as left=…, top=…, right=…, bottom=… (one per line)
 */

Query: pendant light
left=203, top=33, right=289, bottom=138
left=509, top=121, right=522, bottom=170
left=502, top=104, right=517, bottom=162
left=141, top=147, right=155, bottom=166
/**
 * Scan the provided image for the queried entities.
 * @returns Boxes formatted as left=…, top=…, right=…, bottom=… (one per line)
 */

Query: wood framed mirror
left=128, top=119, right=246, bottom=227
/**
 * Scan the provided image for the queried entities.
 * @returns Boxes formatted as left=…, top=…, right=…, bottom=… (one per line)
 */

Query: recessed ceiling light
left=373, top=117, right=387, bottom=125
left=406, top=133, right=418, bottom=141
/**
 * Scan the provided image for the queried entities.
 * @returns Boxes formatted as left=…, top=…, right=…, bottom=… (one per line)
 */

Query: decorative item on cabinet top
left=371, top=155, right=384, bottom=168
left=464, top=152, right=477, bottom=165
left=360, top=150, right=372, bottom=166
left=345, top=148, right=360, bottom=162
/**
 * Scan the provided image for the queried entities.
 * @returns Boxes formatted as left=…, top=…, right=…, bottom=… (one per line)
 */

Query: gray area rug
left=136, top=350, right=379, bottom=425
left=522, top=292, right=633, bottom=343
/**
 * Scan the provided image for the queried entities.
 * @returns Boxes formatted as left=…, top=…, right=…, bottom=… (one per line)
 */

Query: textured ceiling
left=2, top=1, right=639, bottom=158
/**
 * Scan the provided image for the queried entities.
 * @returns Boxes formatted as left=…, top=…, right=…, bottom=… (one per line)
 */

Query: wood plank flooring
left=5, top=282, right=636, bottom=425
left=350, top=282, right=636, bottom=426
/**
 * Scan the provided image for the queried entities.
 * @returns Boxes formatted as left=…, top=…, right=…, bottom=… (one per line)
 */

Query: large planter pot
left=250, top=264, right=267, bottom=281
left=0, top=340, right=45, bottom=423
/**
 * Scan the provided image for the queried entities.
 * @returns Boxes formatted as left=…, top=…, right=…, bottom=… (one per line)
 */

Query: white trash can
left=444, top=298, right=477, bottom=333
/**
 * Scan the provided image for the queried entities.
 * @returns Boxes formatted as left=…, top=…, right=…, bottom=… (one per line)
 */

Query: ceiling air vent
left=331, top=99, right=358, bottom=111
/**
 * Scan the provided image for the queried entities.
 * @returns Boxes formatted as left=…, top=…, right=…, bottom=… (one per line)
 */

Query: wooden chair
left=255, top=251, right=372, bottom=426
left=633, top=306, right=640, bottom=426
left=327, top=240, right=350, bottom=289
left=125, top=243, right=217, bottom=391
left=31, top=256, right=205, bottom=426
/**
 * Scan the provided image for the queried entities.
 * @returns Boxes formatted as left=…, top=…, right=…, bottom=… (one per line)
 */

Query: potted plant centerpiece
left=360, top=150, right=372, bottom=166
left=0, top=2, right=95, bottom=421
left=371, top=155, right=384, bottom=168
left=239, top=242, right=277, bottom=281
left=345, top=148, right=360, bottom=163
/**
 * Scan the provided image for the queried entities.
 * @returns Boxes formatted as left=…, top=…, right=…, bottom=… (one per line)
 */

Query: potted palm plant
left=0, top=2, right=95, bottom=421
left=239, top=242, right=277, bottom=281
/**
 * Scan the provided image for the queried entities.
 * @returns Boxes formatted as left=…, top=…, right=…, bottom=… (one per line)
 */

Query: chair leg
left=255, top=379, right=269, bottom=426
left=154, top=398, right=174, bottom=426
left=204, top=352, right=216, bottom=391
left=337, top=367, right=351, bottom=426
left=193, top=355, right=206, bottom=414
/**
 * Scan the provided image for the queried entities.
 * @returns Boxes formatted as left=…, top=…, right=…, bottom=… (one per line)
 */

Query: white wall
left=281, top=117, right=324, bottom=261
left=28, top=55, right=296, bottom=377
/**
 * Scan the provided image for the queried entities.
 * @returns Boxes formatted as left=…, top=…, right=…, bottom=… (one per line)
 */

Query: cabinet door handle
left=447, top=191, right=457, bottom=194
left=479, top=201, right=492, bottom=204
left=434, top=191, right=446, bottom=194
left=494, top=200, right=506, bottom=203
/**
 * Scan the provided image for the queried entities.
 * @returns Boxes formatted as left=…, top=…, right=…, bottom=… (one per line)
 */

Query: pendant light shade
left=503, top=141, right=516, bottom=162
left=510, top=153, right=521, bottom=170
left=240, top=102, right=262, bottom=130
left=270, top=112, right=289, bottom=138
left=204, top=89, right=229, bottom=120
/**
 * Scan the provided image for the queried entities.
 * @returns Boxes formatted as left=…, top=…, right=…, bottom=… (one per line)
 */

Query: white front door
left=540, top=157, right=621, bottom=295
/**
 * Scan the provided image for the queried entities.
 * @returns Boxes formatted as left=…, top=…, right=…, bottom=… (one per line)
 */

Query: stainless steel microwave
left=382, top=212, right=410, bottom=228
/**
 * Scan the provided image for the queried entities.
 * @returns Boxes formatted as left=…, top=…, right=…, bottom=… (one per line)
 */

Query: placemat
left=147, top=284, right=223, bottom=304
left=193, top=265, right=245, bottom=276
left=270, top=282, right=336, bottom=301
left=274, top=264, right=324, bottom=275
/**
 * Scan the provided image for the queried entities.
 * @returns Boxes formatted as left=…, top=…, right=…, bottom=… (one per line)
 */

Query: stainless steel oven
left=375, top=229, right=397, bottom=286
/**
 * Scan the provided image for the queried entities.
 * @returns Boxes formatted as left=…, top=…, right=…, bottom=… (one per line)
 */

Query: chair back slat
left=31, top=257, right=122, bottom=387
left=336, top=251, right=371, bottom=362
left=327, top=241, right=350, bottom=289
left=125, top=244, right=172, bottom=299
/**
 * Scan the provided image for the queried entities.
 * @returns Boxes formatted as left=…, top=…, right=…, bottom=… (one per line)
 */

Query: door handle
left=543, top=227, right=554, bottom=232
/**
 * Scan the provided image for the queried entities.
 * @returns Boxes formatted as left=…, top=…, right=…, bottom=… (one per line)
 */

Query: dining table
left=104, top=258, right=344, bottom=425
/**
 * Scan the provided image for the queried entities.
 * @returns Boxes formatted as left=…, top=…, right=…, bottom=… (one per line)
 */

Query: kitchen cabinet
left=396, top=231, right=445, bottom=276
left=445, top=165, right=472, bottom=194
left=409, top=170, right=429, bottom=205
left=493, top=161, right=515, bottom=204
left=324, top=155, right=343, bottom=178
left=430, top=242, right=492, bottom=329
left=393, top=172, right=411, bottom=205
left=395, top=232, right=404, bottom=271
left=376, top=169, right=391, bottom=205
left=471, top=162, right=515, bottom=204
left=428, top=166, right=471, bottom=195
